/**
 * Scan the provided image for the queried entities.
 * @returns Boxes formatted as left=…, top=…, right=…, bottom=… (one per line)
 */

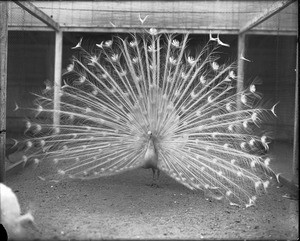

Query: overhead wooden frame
left=13, top=1, right=60, bottom=32
left=7, top=1, right=297, bottom=35
left=239, top=0, right=297, bottom=34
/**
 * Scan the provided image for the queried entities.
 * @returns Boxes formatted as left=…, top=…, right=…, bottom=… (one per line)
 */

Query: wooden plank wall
left=7, top=1, right=298, bottom=34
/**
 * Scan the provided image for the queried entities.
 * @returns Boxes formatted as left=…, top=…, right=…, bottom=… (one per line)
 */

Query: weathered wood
left=7, top=25, right=298, bottom=36
left=0, top=2, right=8, bottom=183
left=239, top=0, right=296, bottom=34
left=292, top=35, right=299, bottom=184
left=237, top=33, right=245, bottom=110
left=53, top=31, right=63, bottom=127
left=13, top=1, right=60, bottom=31
left=7, top=1, right=298, bottom=35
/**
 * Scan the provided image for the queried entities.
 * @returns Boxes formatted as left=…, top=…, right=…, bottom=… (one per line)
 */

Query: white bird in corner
left=138, top=13, right=149, bottom=24
left=0, top=183, right=38, bottom=239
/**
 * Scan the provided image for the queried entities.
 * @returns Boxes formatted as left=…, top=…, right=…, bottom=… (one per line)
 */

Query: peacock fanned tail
left=18, top=29, right=278, bottom=207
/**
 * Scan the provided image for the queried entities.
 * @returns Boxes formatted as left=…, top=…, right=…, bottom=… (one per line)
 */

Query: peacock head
left=147, top=130, right=158, bottom=145
left=147, top=130, right=153, bottom=140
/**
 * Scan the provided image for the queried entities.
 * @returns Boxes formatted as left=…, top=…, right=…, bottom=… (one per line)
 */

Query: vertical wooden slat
left=292, top=36, right=298, bottom=184
left=53, top=30, right=63, bottom=126
left=237, top=33, right=246, bottom=110
left=0, top=2, right=8, bottom=183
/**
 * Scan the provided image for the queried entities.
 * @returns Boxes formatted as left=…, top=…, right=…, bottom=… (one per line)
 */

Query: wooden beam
left=237, top=33, right=246, bottom=110
left=0, top=2, right=8, bottom=183
left=53, top=31, right=63, bottom=127
left=13, top=1, right=60, bottom=31
left=239, top=0, right=296, bottom=34
left=6, top=25, right=298, bottom=36
left=292, top=34, right=299, bottom=184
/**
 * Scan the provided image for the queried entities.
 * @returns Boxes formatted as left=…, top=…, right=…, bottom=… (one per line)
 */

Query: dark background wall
left=6, top=31, right=296, bottom=143
left=7, top=31, right=55, bottom=138
left=245, top=35, right=297, bottom=142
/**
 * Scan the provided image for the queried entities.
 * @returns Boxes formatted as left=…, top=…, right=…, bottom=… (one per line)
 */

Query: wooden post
left=292, top=36, right=298, bottom=184
left=237, top=33, right=246, bottom=110
left=54, top=30, right=63, bottom=127
left=0, top=2, right=8, bottom=183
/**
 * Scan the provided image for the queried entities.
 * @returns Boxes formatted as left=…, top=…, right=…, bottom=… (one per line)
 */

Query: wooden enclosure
left=0, top=1, right=298, bottom=185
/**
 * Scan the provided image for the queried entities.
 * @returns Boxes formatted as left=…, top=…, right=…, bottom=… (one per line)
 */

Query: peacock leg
left=150, top=168, right=160, bottom=188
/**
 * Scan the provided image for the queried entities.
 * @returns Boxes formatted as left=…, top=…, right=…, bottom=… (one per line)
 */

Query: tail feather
left=17, top=29, right=278, bottom=206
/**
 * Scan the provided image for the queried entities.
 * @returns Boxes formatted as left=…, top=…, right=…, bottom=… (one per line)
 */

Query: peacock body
left=18, top=28, right=278, bottom=207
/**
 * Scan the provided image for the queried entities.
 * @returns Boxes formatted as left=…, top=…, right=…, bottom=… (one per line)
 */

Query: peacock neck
left=142, top=135, right=159, bottom=169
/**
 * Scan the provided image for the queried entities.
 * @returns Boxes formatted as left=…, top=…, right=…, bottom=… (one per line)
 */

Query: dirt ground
left=4, top=149, right=299, bottom=240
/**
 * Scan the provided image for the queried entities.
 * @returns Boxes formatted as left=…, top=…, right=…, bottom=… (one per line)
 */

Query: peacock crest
left=16, top=28, right=279, bottom=207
